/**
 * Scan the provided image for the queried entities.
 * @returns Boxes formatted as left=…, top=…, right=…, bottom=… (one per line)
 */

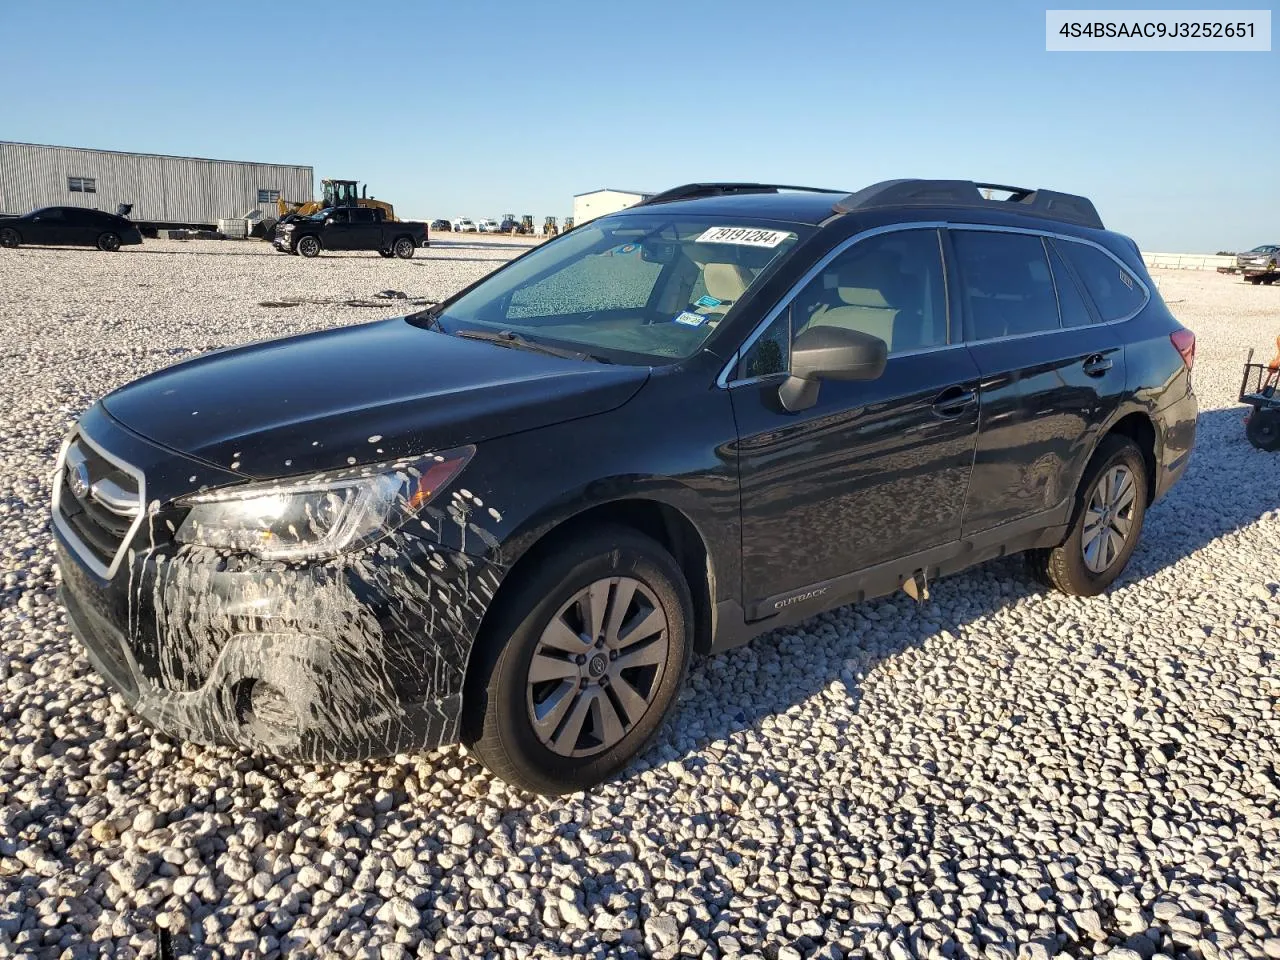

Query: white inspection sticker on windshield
left=695, top=226, right=793, bottom=248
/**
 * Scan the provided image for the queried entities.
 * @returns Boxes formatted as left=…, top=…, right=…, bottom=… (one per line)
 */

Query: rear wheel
left=1249, top=276, right=1264, bottom=285
left=0, top=227, right=20, bottom=248
left=1246, top=407, right=1280, bottom=451
left=1263, top=277, right=1277, bottom=286
left=378, top=248, right=394, bottom=258
left=464, top=527, right=692, bottom=795
left=393, top=236, right=415, bottom=259
left=1027, top=435, right=1148, bottom=596
left=97, top=232, right=122, bottom=252
left=296, top=236, right=321, bottom=258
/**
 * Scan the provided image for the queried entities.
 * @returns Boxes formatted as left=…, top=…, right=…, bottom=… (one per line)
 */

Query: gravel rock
left=0, top=251, right=1277, bottom=958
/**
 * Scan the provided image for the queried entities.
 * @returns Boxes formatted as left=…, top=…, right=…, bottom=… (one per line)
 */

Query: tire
left=1246, top=408, right=1280, bottom=451
left=97, top=232, right=122, bottom=252
left=1249, top=276, right=1264, bottom=285
left=0, top=227, right=18, bottom=248
left=464, top=527, right=693, bottom=795
left=296, top=236, right=321, bottom=258
left=1263, top=277, right=1277, bottom=286
left=1027, top=435, right=1148, bottom=596
left=393, top=237, right=415, bottom=259
left=378, top=248, right=394, bottom=258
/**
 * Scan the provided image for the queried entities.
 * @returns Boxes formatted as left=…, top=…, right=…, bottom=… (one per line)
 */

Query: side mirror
left=778, top=325, right=887, bottom=412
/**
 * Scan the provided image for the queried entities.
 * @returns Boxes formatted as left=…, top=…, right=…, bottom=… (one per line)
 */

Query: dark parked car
left=0, top=206, right=142, bottom=252
left=431, top=219, right=453, bottom=232
left=53, top=179, right=1197, bottom=794
left=273, top=206, right=428, bottom=258
left=1236, top=243, right=1279, bottom=284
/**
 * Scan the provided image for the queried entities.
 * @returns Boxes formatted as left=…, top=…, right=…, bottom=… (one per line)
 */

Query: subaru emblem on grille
left=67, top=461, right=91, bottom=500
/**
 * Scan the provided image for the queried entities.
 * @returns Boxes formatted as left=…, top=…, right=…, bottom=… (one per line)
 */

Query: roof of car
left=608, top=180, right=1108, bottom=233
left=611, top=190, right=846, bottom=225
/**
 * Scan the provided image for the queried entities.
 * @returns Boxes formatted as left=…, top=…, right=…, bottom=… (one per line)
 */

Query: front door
left=948, top=228, right=1128, bottom=535
left=322, top=208, right=353, bottom=250
left=730, top=227, right=981, bottom=614
left=24, top=207, right=66, bottom=244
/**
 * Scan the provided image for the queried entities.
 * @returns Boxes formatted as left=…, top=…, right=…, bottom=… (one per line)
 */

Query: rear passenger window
left=1047, top=243, right=1094, bottom=328
left=952, top=230, right=1059, bottom=341
left=1055, top=240, right=1146, bottom=321
left=793, top=229, right=949, bottom=355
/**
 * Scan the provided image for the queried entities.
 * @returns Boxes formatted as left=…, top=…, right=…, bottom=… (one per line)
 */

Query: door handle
left=1082, top=354, right=1113, bottom=377
left=932, top=386, right=976, bottom=418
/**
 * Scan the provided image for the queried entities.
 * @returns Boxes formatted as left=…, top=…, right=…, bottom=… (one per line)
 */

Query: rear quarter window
left=1055, top=240, right=1146, bottom=322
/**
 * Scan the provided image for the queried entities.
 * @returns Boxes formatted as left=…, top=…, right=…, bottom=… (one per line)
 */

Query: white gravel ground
left=0, top=241, right=1277, bottom=960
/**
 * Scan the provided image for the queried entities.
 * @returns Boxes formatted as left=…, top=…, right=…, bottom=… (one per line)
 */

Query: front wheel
left=97, top=232, right=122, bottom=252
left=1027, top=435, right=1148, bottom=596
left=1248, top=276, right=1264, bottom=285
left=1246, top=408, right=1280, bottom=451
left=464, top=527, right=693, bottom=795
left=1, top=227, right=21, bottom=248
left=393, top=237, right=415, bottom=259
left=296, top=236, right=321, bottom=258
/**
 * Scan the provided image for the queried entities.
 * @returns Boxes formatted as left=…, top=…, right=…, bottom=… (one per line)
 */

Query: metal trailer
left=0, top=141, right=313, bottom=234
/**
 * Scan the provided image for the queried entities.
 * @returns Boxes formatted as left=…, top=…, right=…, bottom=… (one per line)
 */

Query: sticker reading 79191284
left=696, top=226, right=794, bottom=248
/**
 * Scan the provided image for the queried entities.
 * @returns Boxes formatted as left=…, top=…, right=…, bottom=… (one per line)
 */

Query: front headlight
left=174, top=446, right=474, bottom=560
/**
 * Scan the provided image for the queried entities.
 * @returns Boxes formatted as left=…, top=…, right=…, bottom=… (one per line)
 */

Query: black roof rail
left=637, top=182, right=844, bottom=207
left=832, top=179, right=1104, bottom=230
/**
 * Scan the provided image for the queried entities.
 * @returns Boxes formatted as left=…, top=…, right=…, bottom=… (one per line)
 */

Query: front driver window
left=796, top=229, right=948, bottom=354
left=737, top=228, right=948, bottom=379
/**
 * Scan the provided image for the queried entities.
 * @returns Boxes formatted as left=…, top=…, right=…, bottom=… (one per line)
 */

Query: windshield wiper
left=454, top=328, right=608, bottom=363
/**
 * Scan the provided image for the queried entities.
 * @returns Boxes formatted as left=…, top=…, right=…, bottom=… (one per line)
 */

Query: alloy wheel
left=1081, top=464, right=1137, bottom=573
left=0, top=229, right=17, bottom=248
left=526, top=577, right=669, bottom=758
left=394, top=238, right=414, bottom=258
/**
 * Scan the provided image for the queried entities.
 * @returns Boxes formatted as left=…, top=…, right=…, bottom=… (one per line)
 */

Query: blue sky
left=0, top=0, right=1274, bottom=251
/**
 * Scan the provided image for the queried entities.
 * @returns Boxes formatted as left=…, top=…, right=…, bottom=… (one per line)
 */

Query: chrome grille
left=53, top=431, right=146, bottom=579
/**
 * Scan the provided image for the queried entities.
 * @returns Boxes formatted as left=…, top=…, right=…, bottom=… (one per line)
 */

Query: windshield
left=433, top=214, right=807, bottom=362
left=1248, top=244, right=1279, bottom=254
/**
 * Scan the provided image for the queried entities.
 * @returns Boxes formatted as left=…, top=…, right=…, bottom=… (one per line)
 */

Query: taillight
left=1170, top=328, right=1196, bottom=370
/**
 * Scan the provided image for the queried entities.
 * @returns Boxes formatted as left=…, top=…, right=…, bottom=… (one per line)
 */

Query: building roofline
left=0, top=140, right=313, bottom=172
left=572, top=188, right=655, bottom=198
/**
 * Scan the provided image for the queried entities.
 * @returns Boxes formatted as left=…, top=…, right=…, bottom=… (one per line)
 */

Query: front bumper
left=53, top=412, right=502, bottom=763
left=1239, top=260, right=1278, bottom=276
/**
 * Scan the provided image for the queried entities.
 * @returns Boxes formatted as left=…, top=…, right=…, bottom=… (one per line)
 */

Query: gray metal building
left=0, top=141, right=313, bottom=227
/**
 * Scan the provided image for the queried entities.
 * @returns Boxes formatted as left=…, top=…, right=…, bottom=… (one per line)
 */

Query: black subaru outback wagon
left=53, top=179, right=1197, bottom=794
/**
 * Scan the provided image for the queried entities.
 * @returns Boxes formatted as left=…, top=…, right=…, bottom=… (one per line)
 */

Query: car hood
left=101, top=316, right=650, bottom=479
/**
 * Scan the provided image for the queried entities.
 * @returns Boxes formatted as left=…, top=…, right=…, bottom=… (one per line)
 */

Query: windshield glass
left=1249, top=244, right=1279, bottom=253
left=434, top=214, right=807, bottom=362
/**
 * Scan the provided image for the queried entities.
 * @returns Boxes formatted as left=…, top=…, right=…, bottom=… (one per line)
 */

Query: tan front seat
left=697, top=263, right=754, bottom=318
left=802, top=250, right=900, bottom=350
left=805, top=285, right=897, bottom=351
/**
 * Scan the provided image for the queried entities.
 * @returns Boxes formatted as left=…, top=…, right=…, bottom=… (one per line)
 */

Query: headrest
left=703, top=263, right=753, bottom=302
left=838, top=286, right=893, bottom=308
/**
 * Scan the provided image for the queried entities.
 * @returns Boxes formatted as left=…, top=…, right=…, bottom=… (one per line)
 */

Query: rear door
left=731, top=227, right=981, bottom=611
left=951, top=227, right=1127, bottom=535
left=347, top=207, right=381, bottom=250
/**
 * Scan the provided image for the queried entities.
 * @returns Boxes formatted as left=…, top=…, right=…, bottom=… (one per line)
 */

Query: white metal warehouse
left=572, top=188, right=654, bottom=226
left=0, top=141, right=313, bottom=227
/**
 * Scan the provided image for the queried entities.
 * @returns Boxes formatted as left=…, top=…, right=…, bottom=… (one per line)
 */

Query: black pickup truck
left=273, top=207, right=429, bottom=258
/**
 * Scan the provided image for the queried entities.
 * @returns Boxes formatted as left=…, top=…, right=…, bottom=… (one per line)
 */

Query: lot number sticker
left=696, top=226, right=793, bottom=248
